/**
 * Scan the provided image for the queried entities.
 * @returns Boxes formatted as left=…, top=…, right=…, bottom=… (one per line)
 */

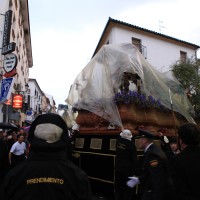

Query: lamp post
left=5, top=99, right=11, bottom=123
left=14, top=83, right=29, bottom=108
left=13, top=83, right=29, bottom=125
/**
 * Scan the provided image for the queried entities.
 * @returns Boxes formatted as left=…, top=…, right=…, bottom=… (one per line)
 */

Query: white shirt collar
left=144, top=143, right=153, bottom=152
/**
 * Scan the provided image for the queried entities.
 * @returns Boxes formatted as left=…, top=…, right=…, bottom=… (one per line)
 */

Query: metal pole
left=6, top=104, right=8, bottom=122
left=169, top=88, right=177, bottom=136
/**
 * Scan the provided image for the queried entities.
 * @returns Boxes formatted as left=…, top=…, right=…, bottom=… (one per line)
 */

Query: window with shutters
left=180, top=51, right=187, bottom=63
left=132, top=37, right=142, bottom=52
left=132, top=37, right=147, bottom=59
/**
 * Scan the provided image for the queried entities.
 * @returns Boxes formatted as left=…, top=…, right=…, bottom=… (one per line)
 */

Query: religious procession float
left=63, top=43, right=195, bottom=197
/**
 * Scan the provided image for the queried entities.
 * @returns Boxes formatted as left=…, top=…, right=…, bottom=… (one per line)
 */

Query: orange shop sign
left=12, top=94, right=23, bottom=109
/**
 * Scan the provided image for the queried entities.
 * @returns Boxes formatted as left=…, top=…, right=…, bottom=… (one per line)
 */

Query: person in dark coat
left=5, top=130, right=17, bottom=152
left=174, top=123, right=200, bottom=200
left=0, top=113, right=93, bottom=200
left=0, top=138, right=7, bottom=187
left=127, top=129, right=176, bottom=200
left=115, top=129, right=138, bottom=200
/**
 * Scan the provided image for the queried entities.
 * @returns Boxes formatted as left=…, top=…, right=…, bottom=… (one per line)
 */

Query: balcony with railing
left=138, top=44, right=147, bottom=59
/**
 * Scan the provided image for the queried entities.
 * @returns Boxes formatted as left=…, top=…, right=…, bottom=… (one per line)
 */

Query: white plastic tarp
left=66, top=43, right=195, bottom=128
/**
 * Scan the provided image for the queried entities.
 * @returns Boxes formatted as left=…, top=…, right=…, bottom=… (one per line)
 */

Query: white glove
left=72, top=124, right=80, bottom=131
left=126, top=176, right=139, bottom=188
left=163, top=136, right=169, bottom=143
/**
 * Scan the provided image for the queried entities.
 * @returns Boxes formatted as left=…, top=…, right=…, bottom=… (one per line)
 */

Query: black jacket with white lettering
left=0, top=150, right=93, bottom=200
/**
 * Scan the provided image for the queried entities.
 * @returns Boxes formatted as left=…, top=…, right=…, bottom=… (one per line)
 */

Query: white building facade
left=93, top=17, right=199, bottom=72
left=0, top=0, right=32, bottom=125
left=26, top=78, right=43, bottom=122
left=0, top=0, right=59, bottom=125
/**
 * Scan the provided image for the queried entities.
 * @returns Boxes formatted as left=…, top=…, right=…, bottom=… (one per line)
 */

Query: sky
left=28, top=0, right=200, bottom=105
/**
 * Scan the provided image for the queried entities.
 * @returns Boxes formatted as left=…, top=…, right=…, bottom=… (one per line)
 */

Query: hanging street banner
left=2, top=10, right=12, bottom=47
left=1, top=10, right=16, bottom=55
left=0, top=77, right=15, bottom=103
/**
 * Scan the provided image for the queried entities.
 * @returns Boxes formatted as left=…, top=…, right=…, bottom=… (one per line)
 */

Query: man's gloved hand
left=163, top=136, right=169, bottom=143
left=72, top=124, right=80, bottom=131
left=157, top=132, right=169, bottom=144
left=126, top=176, right=139, bottom=188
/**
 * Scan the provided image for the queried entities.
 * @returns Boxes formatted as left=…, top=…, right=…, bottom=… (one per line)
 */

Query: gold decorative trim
left=73, top=150, right=116, bottom=157
left=75, top=138, right=85, bottom=148
left=90, top=138, right=102, bottom=149
left=88, top=176, right=114, bottom=184
left=110, top=139, right=116, bottom=151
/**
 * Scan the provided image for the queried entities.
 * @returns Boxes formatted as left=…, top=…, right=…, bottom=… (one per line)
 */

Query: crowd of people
left=0, top=127, right=29, bottom=186
left=0, top=113, right=200, bottom=200
left=0, top=113, right=93, bottom=200
left=116, top=124, right=200, bottom=200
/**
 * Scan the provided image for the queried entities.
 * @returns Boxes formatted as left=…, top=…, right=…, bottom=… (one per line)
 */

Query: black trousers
left=11, top=154, right=26, bottom=168
left=115, top=171, right=136, bottom=200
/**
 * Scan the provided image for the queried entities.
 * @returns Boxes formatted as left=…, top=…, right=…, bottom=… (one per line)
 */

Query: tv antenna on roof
left=159, top=19, right=166, bottom=33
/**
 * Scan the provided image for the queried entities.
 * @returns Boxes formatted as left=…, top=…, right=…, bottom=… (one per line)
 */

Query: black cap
left=135, top=129, right=155, bottom=139
left=28, top=113, right=69, bottom=151
left=169, top=137, right=177, bottom=144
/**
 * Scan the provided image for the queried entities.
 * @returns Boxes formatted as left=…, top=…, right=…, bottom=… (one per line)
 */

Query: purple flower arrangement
left=113, top=90, right=169, bottom=112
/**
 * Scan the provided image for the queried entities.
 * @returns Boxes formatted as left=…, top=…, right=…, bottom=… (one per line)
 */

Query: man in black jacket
left=174, top=123, right=200, bottom=200
left=127, top=129, right=175, bottom=200
left=0, top=113, right=93, bottom=200
left=115, top=129, right=138, bottom=200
